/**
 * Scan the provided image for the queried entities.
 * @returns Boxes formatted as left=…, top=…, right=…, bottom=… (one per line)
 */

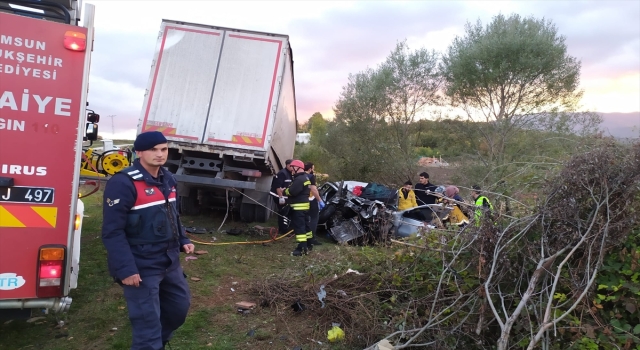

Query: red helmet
left=290, top=160, right=304, bottom=169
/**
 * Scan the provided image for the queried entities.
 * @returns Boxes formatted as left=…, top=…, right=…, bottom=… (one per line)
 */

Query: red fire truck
left=0, top=0, right=97, bottom=318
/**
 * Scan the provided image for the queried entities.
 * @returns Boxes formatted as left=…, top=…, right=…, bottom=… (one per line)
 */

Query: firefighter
left=270, top=159, right=293, bottom=234
left=471, top=185, right=494, bottom=226
left=102, top=131, right=193, bottom=350
left=284, top=159, right=313, bottom=256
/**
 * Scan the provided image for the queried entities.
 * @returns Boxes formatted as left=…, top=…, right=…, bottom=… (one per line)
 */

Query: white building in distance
left=296, top=133, right=311, bottom=144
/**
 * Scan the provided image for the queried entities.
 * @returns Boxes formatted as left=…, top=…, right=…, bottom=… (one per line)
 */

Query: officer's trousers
left=277, top=203, right=292, bottom=234
left=308, top=200, right=319, bottom=238
left=121, top=266, right=191, bottom=350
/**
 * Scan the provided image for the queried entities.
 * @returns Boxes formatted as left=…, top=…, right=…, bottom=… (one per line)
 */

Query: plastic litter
left=376, top=339, right=394, bottom=350
left=327, top=323, right=345, bottom=342
left=317, top=285, right=327, bottom=308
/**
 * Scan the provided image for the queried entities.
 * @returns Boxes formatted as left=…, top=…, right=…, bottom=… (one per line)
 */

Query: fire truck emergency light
left=64, top=31, right=87, bottom=51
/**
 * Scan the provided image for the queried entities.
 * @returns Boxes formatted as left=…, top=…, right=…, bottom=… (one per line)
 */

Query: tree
left=308, top=112, right=327, bottom=146
left=378, top=42, right=442, bottom=158
left=441, top=14, right=599, bottom=165
left=327, top=41, right=442, bottom=184
left=441, top=14, right=601, bottom=213
left=293, top=112, right=331, bottom=174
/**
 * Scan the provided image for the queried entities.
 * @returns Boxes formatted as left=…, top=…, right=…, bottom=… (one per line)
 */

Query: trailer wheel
left=180, top=190, right=201, bottom=216
left=255, top=196, right=273, bottom=223
left=240, top=202, right=256, bottom=222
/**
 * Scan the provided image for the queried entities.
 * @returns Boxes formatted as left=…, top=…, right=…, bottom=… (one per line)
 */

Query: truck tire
left=240, top=202, right=256, bottom=222
left=254, top=196, right=273, bottom=223
left=180, top=190, right=201, bottom=216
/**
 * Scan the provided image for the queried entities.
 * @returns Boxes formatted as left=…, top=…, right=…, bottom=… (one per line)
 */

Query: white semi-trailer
left=138, top=19, right=298, bottom=222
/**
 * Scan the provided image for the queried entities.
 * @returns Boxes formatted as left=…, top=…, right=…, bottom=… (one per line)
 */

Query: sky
left=80, top=0, right=640, bottom=139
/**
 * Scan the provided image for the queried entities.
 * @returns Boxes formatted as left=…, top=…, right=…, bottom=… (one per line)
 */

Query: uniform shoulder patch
left=106, top=198, right=120, bottom=206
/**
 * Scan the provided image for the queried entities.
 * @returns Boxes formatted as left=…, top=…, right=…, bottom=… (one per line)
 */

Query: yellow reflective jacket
left=398, top=188, right=418, bottom=211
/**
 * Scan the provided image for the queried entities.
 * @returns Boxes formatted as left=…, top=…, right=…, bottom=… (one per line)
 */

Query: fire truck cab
left=0, top=0, right=96, bottom=319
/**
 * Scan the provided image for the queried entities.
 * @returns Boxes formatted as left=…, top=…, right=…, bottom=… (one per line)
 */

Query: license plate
left=0, top=186, right=55, bottom=204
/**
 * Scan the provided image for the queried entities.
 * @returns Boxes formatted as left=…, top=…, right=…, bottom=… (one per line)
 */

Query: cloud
left=86, top=76, right=144, bottom=134
left=91, top=30, right=157, bottom=89
left=82, top=0, right=639, bottom=134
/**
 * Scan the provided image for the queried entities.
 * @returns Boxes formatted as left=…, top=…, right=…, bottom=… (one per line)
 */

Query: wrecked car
left=317, top=181, right=452, bottom=244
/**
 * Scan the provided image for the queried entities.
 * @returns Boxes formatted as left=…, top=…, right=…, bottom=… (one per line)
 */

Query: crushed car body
left=317, top=181, right=453, bottom=244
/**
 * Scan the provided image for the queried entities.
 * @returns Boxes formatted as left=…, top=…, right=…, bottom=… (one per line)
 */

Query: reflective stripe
left=306, top=232, right=312, bottom=239
left=296, top=234, right=308, bottom=242
left=290, top=203, right=310, bottom=210
left=303, top=181, right=311, bottom=186
left=132, top=197, right=176, bottom=210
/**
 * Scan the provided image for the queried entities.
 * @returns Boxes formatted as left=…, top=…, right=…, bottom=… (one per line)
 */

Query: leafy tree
left=294, top=113, right=332, bottom=175
left=327, top=41, right=441, bottom=184
left=308, top=112, right=327, bottom=146
left=441, top=14, right=600, bottom=167
left=325, top=68, right=391, bottom=181
left=441, top=14, right=602, bottom=214
left=378, top=41, right=442, bottom=157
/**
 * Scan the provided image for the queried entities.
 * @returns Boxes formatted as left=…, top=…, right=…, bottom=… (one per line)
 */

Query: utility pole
left=106, top=115, right=116, bottom=137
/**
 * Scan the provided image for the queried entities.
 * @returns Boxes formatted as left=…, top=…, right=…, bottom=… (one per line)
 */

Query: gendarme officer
left=102, top=131, right=194, bottom=350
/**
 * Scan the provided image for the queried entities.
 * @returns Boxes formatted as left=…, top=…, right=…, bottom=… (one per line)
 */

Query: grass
left=0, top=190, right=369, bottom=350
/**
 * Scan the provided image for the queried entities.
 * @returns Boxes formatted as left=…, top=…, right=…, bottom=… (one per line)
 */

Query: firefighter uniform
left=102, top=159, right=191, bottom=350
left=285, top=168, right=312, bottom=256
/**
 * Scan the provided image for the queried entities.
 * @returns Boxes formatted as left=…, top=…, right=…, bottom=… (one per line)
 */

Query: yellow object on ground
left=327, top=325, right=345, bottom=342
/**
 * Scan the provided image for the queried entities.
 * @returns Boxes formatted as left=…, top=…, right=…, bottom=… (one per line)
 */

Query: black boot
left=291, top=242, right=308, bottom=256
left=307, top=237, right=322, bottom=246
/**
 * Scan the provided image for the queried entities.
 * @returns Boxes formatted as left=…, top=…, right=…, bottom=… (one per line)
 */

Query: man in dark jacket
left=270, top=159, right=293, bottom=234
left=414, top=172, right=438, bottom=221
left=102, top=131, right=194, bottom=350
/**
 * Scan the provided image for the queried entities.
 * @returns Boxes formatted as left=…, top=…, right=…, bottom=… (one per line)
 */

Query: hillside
left=600, top=112, right=640, bottom=138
